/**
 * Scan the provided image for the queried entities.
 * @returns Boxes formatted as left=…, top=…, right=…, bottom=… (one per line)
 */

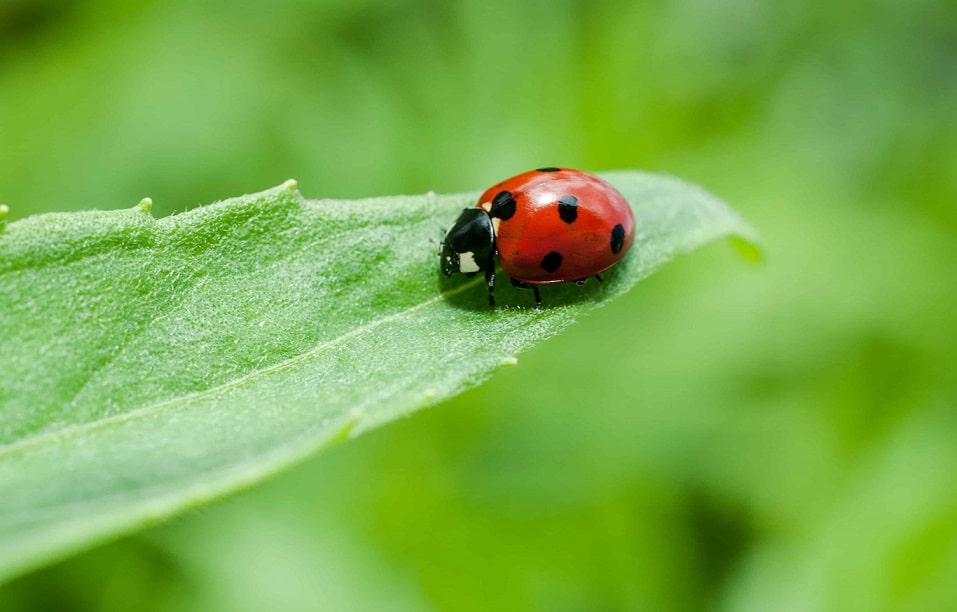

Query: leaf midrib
left=59, top=222, right=375, bottom=418
left=0, top=274, right=487, bottom=460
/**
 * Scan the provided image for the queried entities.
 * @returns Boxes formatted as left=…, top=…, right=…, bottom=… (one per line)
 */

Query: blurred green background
left=2, top=0, right=956, bottom=610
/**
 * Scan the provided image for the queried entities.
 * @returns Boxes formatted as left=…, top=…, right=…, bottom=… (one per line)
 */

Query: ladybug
left=440, top=167, right=635, bottom=307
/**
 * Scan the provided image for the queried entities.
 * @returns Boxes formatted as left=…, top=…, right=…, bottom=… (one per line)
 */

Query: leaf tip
left=282, top=178, right=299, bottom=192
left=135, top=197, right=153, bottom=215
left=0, top=203, right=7, bottom=231
left=502, top=356, right=519, bottom=367
left=731, top=236, right=764, bottom=264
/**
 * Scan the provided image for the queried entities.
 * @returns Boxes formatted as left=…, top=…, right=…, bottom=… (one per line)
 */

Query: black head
left=439, top=208, right=495, bottom=276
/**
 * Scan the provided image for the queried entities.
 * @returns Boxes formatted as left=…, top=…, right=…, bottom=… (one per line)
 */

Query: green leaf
left=0, top=171, right=758, bottom=582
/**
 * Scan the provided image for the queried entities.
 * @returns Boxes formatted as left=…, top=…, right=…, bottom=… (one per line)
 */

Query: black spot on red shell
left=610, top=224, right=625, bottom=254
left=558, top=195, right=578, bottom=223
left=489, top=190, right=516, bottom=220
left=541, top=251, right=563, bottom=272
left=536, top=166, right=561, bottom=172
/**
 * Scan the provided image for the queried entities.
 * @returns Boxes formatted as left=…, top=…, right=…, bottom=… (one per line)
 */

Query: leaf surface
left=0, top=171, right=758, bottom=581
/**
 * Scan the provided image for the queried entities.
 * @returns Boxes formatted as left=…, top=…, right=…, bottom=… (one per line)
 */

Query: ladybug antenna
left=431, top=227, right=448, bottom=254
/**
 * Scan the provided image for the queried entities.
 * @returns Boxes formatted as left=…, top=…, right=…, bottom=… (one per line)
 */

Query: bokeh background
left=2, top=0, right=956, bottom=610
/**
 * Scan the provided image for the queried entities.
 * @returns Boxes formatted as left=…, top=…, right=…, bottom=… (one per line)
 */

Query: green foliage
left=1, top=0, right=955, bottom=609
left=0, top=171, right=757, bottom=582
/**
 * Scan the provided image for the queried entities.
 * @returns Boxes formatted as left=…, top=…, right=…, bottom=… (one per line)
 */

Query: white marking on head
left=479, top=201, right=492, bottom=212
left=459, top=251, right=481, bottom=273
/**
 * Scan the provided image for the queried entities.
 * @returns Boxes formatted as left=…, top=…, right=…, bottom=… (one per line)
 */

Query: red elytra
left=439, top=167, right=635, bottom=306
left=477, top=167, right=634, bottom=284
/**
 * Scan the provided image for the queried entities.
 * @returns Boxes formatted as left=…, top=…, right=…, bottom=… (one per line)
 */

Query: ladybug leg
left=594, top=274, right=603, bottom=283
left=485, top=266, right=496, bottom=307
left=509, top=278, right=543, bottom=308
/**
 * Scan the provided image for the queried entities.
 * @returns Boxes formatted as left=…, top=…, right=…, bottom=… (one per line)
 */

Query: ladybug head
left=439, top=208, right=495, bottom=277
